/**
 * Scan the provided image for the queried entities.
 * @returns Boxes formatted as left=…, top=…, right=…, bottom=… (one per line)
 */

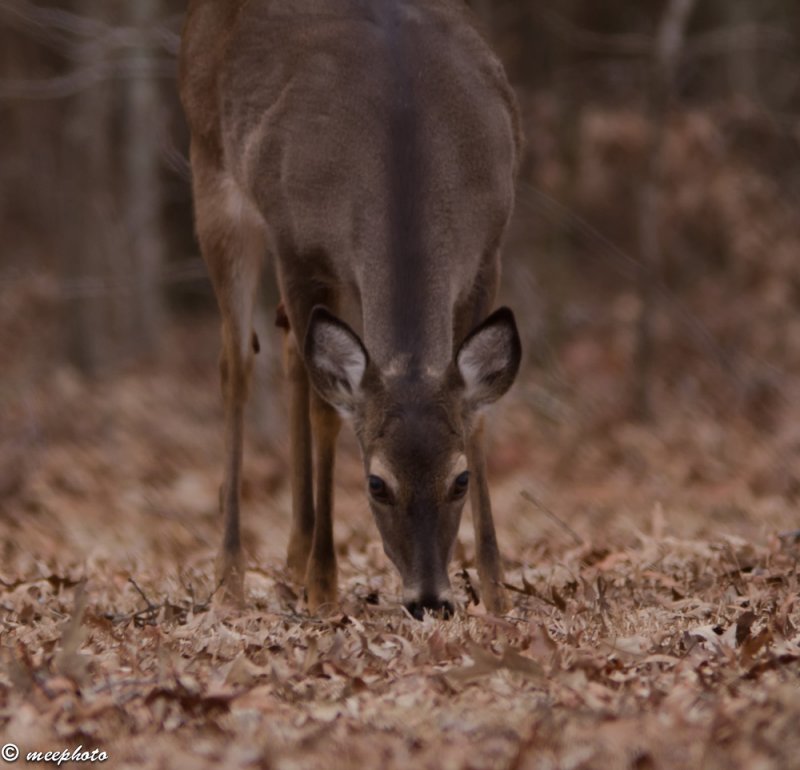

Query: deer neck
left=359, top=4, right=454, bottom=376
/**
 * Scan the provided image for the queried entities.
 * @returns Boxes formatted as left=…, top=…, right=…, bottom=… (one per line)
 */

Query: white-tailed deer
left=179, top=0, right=522, bottom=618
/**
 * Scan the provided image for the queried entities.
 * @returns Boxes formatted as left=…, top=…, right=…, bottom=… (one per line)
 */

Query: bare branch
left=685, top=23, right=795, bottom=63
left=0, top=0, right=181, bottom=66
left=0, top=57, right=177, bottom=100
left=534, top=6, right=793, bottom=62
left=0, top=0, right=108, bottom=39
left=0, top=260, right=209, bottom=300
left=0, top=65, right=106, bottom=99
left=534, top=7, right=651, bottom=57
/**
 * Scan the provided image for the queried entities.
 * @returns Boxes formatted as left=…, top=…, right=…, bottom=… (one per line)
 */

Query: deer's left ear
left=456, top=307, right=521, bottom=410
left=304, top=306, right=369, bottom=417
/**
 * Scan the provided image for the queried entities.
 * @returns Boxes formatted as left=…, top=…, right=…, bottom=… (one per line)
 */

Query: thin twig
left=128, top=577, right=157, bottom=612
left=520, top=490, right=584, bottom=546
left=459, top=568, right=480, bottom=606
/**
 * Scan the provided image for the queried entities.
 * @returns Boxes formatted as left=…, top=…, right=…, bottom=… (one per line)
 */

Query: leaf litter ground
left=2, top=319, right=800, bottom=770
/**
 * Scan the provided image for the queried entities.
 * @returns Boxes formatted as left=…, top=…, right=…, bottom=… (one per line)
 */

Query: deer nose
left=405, top=595, right=454, bottom=621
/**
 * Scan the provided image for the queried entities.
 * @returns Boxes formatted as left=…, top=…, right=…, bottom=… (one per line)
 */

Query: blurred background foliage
left=3, top=6, right=800, bottom=761
left=1, top=0, right=799, bottom=442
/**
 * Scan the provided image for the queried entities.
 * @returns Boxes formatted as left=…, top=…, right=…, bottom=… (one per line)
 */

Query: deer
left=179, top=0, right=522, bottom=619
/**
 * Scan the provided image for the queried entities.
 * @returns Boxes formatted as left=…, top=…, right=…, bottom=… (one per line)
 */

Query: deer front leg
left=284, top=331, right=315, bottom=582
left=210, top=247, right=262, bottom=604
left=467, top=416, right=508, bottom=614
left=305, top=392, right=341, bottom=613
left=215, top=322, right=253, bottom=604
left=191, top=141, right=265, bottom=604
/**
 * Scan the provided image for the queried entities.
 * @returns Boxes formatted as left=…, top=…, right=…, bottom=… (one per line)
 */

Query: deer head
left=305, top=306, right=521, bottom=617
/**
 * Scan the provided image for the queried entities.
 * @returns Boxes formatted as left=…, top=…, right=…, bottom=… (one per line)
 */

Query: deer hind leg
left=283, top=324, right=315, bottom=582
left=192, top=143, right=266, bottom=603
left=306, top=391, right=341, bottom=613
left=467, top=417, right=508, bottom=614
left=280, top=295, right=341, bottom=611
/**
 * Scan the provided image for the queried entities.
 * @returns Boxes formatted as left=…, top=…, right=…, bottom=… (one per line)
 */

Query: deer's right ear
left=304, top=306, right=369, bottom=416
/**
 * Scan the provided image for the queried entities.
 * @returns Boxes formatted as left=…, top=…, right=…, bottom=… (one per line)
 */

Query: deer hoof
left=305, top=570, right=338, bottom=615
left=215, top=551, right=246, bottom=606
left=481, top=582, right=509, bottom=616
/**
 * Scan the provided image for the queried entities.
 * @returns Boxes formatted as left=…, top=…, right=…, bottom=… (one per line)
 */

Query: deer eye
left=368, top=475, right=393, bottom=504
left=452, top=470, right=470, bottom=499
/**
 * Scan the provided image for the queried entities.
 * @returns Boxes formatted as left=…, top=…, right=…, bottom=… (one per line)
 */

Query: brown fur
left=180, top=0, right=522, bottom=615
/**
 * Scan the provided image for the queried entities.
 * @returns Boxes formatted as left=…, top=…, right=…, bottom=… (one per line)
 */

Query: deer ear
left=456, top=307, right=521, bottom=410
left=304, top=306, right=369, bottom=416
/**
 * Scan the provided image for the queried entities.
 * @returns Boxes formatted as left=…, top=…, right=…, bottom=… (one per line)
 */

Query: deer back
left=180, top=0, right=521, bottom=365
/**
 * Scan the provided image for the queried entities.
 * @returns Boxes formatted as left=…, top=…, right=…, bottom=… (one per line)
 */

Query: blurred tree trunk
left=545, top=0, right=582, bottom=350
left=724, top=0, right=758, bottom=99
left=62, top=0, right=115, bottom=375
left=124, top=0, right=166, bottom=356
left=634, top=0, right=697, bottom=419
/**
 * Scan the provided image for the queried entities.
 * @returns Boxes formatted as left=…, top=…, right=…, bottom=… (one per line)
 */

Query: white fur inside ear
left=457, top=349, right=484, bottom=394
left=314, top=321, right=366, bottom=386
left=456, top=321, right=519, bottom=409
left=306, top=317, right=368, bottom=417
left=458, top=325, right=512, bottom=395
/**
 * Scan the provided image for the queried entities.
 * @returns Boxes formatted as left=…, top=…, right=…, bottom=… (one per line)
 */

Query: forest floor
left=1, top=313, right=800, bottom=770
